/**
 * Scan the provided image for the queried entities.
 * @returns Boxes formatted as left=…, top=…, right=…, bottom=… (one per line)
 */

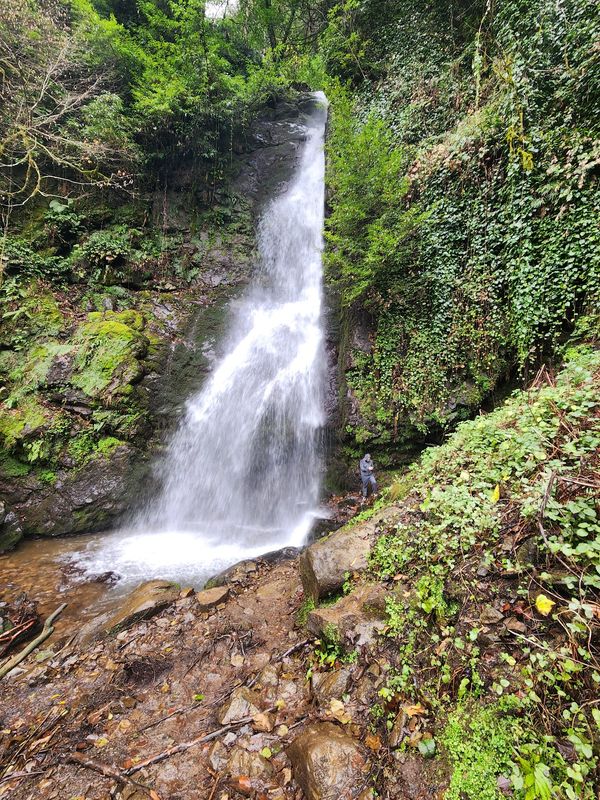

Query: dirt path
left=1, top=558, right=314, bottom=799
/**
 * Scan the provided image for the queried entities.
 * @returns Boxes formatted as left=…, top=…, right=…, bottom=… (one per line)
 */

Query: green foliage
left=323, top=0, right=600, bottom=445
left=366, top=345, right=600, bottom=796
left=324, top=82, right=424, bottom=308
left=296, top=596, right=316, bottom=627
left=442, top=703, right=518, bottom=800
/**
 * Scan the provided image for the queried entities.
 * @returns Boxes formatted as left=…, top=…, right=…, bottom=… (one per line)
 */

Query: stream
left=1, top=93, right=329, bottom=629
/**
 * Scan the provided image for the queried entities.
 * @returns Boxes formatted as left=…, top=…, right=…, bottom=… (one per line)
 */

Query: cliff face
left=322, top=0, right=599, bottom=471
left=0, top=98, right=317, bottom=550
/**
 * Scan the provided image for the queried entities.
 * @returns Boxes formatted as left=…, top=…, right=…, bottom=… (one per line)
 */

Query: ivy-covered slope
left=303, top=335, right=600, bottom=798
left=322, top=0, right=599, bottom=460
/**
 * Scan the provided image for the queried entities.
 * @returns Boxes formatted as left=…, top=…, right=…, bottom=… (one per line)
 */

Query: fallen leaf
left=230, top=654, right=244, bottom=668
left=406, top=704, right=425, bottom=718
left=491, top=484, right=501, bottom=503
left=329, top=698, right=351, bottom=724
left=260, top=747, right=272, bottom=759
left=365, top=733, right=381, bottom=751
left=535, top=594, right=556, bottom=616
left=94, top=737, right=109, bottom=748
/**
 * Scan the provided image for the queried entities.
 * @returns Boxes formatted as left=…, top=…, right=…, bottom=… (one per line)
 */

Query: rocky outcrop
left=104, top=579, right=180, bottom=634
left=287, top=722, right=369, bottom=800
left=0, top=98, right=316, bottom=547
left=195, top=585, right=230, bottom=610
left=307, top=583, right=388, bottom=647
left=300, top=509, right=398, bottom=601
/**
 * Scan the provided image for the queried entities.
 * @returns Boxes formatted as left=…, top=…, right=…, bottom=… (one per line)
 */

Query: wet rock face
left=0, top=500, right=23, bottom=552
left=195, top=585, right=230, bottom=610
left=287, top=722, right=369, bottom=800
left=299, top=523, right=374, bottom=602
left=105, top=579, right=180, bottom=634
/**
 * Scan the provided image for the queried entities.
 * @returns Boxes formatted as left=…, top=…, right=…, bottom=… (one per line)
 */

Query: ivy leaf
left=535, top=594, right=556, bottom=616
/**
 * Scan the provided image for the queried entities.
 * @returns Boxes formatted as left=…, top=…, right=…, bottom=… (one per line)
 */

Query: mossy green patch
left=72, top=311, right=148, bottom=399
left=96, top=435, right=125, bottom=455
left=442, top=703, right=518, bottom=800
left=7, top=342, right=74, bottom=402
left=0, top=398, right=48, bottom=450
left=0, top=454, right=32, bottom=478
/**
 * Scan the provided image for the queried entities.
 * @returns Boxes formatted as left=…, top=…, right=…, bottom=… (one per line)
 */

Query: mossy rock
left=0, top=398, right=48, bottom=451
left=71, top=311, right=149, bottom=399
left=1, top=284, right=63, bottom=348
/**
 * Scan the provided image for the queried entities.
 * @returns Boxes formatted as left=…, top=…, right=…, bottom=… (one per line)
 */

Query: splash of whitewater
left=68, top=93, right=328, bottom=587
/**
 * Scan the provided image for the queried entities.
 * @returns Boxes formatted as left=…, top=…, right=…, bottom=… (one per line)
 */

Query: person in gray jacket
left=359, top=453, right=377, bottom=499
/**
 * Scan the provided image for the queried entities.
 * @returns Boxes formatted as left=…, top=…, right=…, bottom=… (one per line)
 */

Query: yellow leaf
left=491, top=484, right=500, bottom=503
left=403, top=703, right=426, bottom=717
left=94, top=737, right=109, bottom=748
left=535, top=594, right=556, bottom=616
left=329, top=698, right=351, bottom=724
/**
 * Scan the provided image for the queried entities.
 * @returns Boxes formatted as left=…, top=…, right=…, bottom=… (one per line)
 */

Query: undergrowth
left=365, top=343, right=600, bottom=797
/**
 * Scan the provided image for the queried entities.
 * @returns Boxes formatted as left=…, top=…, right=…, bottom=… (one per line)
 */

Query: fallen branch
left=125, top=707, right=277, bottom=776
left=63, top=753, right=156, bottom=797
left=0, top=603, right=66, bottom=681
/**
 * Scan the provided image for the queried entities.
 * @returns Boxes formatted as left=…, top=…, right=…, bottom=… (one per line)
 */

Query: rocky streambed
left=0, top=505, right=443, bottom=800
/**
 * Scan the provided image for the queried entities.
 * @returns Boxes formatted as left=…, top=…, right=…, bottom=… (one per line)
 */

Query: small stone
left=196, top=586, right=230, bottom=611
left=179, top=587, right=195, bottom=598
left=209, top=740, right=229, bottom=771
left=105, top=580, right=180, bottom=633
left=307, top=583, right=387, bottom=646
left=311, top=668, right=351, bottom=705
left=504, top=617, right=527, bottom=635
left=388, top=711, right=408, bottom=748
left=218, top=687, right=262, bottom=725
left=252, top=712, right=274, bottom=732
left=480, top=605, right=504, bottom=625
left=227, top=746, right=273, bottom=780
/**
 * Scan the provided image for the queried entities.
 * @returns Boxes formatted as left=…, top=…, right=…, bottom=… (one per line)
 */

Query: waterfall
left=68, top=92, right=329, bottom=587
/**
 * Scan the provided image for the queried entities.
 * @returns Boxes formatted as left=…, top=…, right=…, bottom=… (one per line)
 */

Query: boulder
left=307, top=583, right=387, bottom=647
left=287, top=722, right=368, bottom=800
left=311, top=668, right=351, bottom=705
left=196, top=585, right=229, bottom=610
left=105, top=580, right=179, bottom=633
left=218, top=687, right=262, bottom=725
left=300, top=513, right=391, bottom=602
left=205, top=559, right=258, bottom=589
left=0, top=502, right=23, bottom=553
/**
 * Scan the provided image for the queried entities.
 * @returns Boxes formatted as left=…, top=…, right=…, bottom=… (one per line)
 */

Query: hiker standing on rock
left=359, top=453, right=377, bottom=499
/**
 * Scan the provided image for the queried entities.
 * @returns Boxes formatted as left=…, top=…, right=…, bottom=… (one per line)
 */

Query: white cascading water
left=67, top=93, right=328, bottom=588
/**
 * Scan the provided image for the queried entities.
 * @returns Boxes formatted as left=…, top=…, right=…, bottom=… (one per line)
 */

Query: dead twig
left=0, top=770, right=45, bottom=785
left=63, top=753, right=155, bottom=796
left=125, top=706, right=277, bottom=776
left=281, top=639, right=311, bottom=659
left=0, top=603, right=66, bottom=681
